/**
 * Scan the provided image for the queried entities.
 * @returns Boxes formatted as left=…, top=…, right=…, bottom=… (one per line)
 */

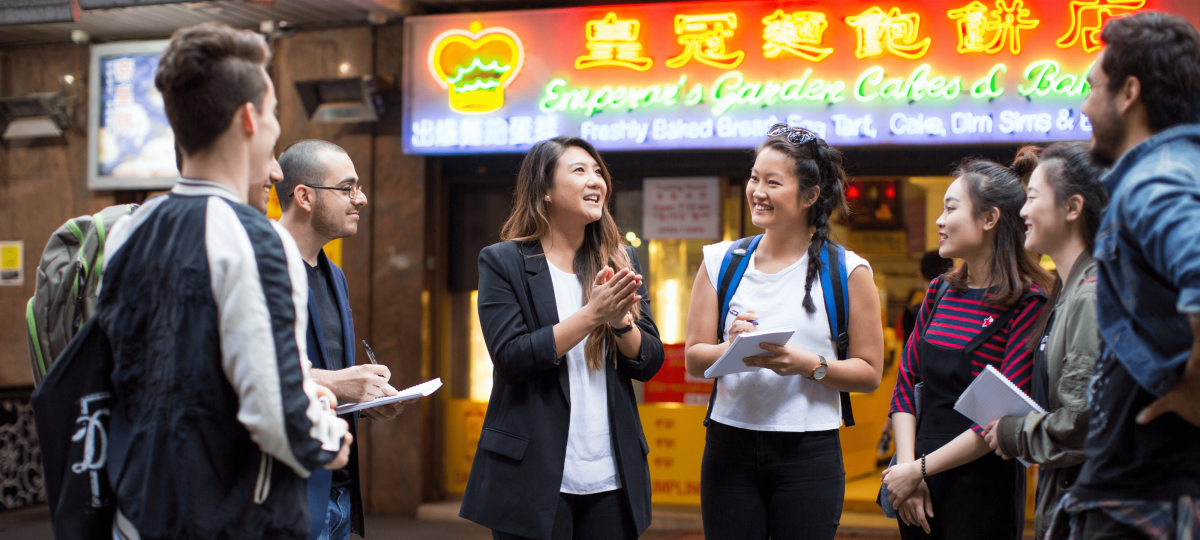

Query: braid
left=757, top=131, right=850, bottom=315
left=802, top=209, right=828, bottom=313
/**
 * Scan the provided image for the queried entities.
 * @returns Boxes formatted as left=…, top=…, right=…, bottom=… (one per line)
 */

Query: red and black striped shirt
left=889, top=277, right=1048, bottom=434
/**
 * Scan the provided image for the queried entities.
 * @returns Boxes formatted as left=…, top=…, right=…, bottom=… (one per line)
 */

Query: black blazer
left=459, top=240, right=665, bottom=540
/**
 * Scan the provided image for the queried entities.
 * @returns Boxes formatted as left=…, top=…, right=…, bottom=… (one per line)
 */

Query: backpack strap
left=27, top=297, right=47, bottom=379
left=819, top=243, right=856, bottom=426
left=704, top=235, right=762, bottom=427
left=918, top=278, right=954, bottom=341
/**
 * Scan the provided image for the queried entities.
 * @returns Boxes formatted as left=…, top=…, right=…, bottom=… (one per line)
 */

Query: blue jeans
left=317, top=487, right=352, bottom=540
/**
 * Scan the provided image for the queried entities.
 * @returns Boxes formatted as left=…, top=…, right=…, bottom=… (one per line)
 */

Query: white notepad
left=335, top=378, right=442, bottom=414
left=703, top=327, right=796, bottom=379
left=954, top=365, right=1045, bottom=467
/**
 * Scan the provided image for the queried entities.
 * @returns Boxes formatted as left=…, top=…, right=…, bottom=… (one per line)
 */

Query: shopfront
left=400, top=0, right=1200, bottom=507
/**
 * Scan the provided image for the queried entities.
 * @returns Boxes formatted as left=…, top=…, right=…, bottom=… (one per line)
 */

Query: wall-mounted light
left=1, top=93, right=69, bottom=140
left=294, top=75, right=384, bottom=123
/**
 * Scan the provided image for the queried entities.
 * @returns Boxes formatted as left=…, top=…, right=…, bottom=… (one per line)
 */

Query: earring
left=545, top=195, right=551, bottom=202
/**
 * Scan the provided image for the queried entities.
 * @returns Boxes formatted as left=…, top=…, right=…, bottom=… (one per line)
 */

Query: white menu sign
left=643, top=177, right=720, bottom=240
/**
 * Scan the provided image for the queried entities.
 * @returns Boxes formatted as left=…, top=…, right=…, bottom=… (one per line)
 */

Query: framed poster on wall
left=87, top=40, right=179, bottom=190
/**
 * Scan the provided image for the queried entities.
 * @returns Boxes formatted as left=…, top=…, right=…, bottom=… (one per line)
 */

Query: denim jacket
left=1095, top=124, right=1200, bottom=397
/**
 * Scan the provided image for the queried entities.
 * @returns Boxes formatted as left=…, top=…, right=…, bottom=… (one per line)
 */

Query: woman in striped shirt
left=882, top=157, right=1051, bottom=540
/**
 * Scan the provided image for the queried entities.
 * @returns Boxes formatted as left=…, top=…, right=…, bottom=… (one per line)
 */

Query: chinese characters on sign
left=575, top=13, right=654, bottom=71
left=761, top=10, right=835, bottom=61
left=643, top=177, right=721, bottom=240
left=845, top=6, right=933, bottom=60
left=666, top=13, right=746, bottom=69
left=1057, top=0, right=1146, bottom=52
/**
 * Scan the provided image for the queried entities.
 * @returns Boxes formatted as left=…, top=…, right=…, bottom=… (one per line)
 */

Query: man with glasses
left=278, top=139, right=407, bottom=540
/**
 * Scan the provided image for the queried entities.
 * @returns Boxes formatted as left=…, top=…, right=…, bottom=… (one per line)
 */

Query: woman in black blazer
left=460, top=136, right=665, bottom=540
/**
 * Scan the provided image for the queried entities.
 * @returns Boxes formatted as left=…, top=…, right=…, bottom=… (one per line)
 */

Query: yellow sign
left=0, top=241, right=23, bottom=286
left=428, top=21, right=525, bottom=113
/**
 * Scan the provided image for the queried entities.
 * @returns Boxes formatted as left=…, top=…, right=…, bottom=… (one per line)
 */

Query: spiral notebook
left=954, top=365, right=1045, bottom=467
left=703, top=327, right=795, bottom=379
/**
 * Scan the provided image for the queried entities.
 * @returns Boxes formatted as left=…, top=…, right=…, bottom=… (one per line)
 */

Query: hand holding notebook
left=704, top=327, right=796, bottom=379
left=954, top=365, right=1045, bottom=467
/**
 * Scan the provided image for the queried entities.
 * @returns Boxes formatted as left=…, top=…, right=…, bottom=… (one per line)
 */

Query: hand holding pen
left=727, top=309, right=759, bottom=340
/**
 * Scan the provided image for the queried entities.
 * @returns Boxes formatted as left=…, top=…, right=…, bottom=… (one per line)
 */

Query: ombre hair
left=500, top=136, right=639, bottom=370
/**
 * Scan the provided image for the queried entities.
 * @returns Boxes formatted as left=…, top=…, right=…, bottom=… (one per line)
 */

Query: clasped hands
left=729, top=310, right=819, bottom=377
left=881, top=459, right=934, bottom=533
left=586, top=266, right=643, bottom=329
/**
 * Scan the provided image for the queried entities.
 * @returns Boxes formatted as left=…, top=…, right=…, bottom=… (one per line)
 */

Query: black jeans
left=491, top=488, right=637, bottom=540
left=701, top=421, right=845, bottom=540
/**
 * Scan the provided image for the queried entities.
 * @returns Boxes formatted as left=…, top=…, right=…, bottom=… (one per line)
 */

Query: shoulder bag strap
left=704, top=235, right=761, bottom=427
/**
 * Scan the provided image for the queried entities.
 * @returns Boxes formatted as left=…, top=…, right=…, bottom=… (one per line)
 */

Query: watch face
left=813, top=366, right=828, bottom=380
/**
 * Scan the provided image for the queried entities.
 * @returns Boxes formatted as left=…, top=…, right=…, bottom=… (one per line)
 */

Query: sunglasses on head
left=766, top=123, right=822, bottom=146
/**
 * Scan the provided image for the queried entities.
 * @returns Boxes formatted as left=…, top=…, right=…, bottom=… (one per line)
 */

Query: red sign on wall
left=643, top=343, right=714, bottom=405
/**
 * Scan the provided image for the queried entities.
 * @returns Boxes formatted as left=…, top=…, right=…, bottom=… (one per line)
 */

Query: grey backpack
left=26, top=204, right=137, bottom=385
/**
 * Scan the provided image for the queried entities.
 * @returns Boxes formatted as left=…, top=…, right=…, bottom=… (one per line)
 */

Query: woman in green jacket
left=983, top=142, right=1108, bottom=539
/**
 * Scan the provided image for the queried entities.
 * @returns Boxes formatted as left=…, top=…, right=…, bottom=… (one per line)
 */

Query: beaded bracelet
left=921, top=454, right=928, bottom=480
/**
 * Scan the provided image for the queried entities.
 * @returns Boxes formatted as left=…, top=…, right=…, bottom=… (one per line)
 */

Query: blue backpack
left=703, top=234, right=856, bottom=427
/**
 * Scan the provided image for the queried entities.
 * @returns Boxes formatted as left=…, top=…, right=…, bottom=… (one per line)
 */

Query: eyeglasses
left=766, top=123, right=821, bottom=146
left=289, top=184, right=363, bottom=201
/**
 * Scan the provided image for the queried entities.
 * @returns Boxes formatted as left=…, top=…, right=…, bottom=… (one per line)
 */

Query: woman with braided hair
left=683, top=125, right=885, bottom=540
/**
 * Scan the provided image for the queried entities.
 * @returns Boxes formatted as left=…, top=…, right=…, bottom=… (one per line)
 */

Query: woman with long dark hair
left=460, top=136, right=665, bottom=540
left=882, top=156, right=1051, bottom=540
left=981, top=143, right=1107, bottom=539
left=683, top=125, right=885, bottom=540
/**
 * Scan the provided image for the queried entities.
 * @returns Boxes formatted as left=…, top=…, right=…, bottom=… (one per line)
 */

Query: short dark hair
left=277, top=139, right=349, bottom=211
left=155, top=23, right=270, bottom=155
left=1101, top=12, right=1200, bottom=132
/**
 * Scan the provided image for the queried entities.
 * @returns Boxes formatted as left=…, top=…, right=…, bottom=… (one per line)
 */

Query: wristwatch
left=810, top=355, right=828, bottom=380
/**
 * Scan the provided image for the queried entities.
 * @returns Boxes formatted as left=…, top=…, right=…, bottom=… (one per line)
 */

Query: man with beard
left=277, top=139, right=409, bottom=540
left=1046, top=12, right=1200, bottom=539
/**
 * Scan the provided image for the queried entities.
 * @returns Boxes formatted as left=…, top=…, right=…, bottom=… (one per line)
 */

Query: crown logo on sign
left=428, top=21, right=524, bottom=113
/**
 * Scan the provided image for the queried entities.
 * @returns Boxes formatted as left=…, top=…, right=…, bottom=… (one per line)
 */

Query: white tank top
left=701, top=241, right=871, bottom=432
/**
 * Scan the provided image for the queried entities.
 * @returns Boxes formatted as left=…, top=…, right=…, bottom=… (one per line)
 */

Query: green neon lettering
left=825, top=80, right=846, bottom=103
left=855, top=66, right=885, bottom=102
left=711, top=72, right=743, bottom=115
left=683, top=83, right=704, bottom=106
left=1053, top=75, right=1077, bottom=94
left=763, top=81, right=782, bottom=106
left=663, top=76, right=685, bottom=106
left=927, top=76, right=946, bottom=97
left=539, top=78, right=566, bottom=113
left=802, top=79, right=827, bottom=101
left=739, top=82, right=764, bottom=105
left=1019, top=60, right=1058, bottom=97
left=971, top=64, right=1006, bottom=99
left=585, top=87, right=612, bottom=116
left=1018, top=60, right=1090, bottom=98
left=879, top=77, right=903, bottom=99
left=942, top=77, right=962, bottom=99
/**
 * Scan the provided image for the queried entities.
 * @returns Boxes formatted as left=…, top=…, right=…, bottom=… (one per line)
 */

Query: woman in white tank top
left=683, top=124, right=885, bottom=540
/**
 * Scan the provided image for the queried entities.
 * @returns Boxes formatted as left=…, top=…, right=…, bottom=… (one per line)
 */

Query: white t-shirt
left=548, top=261, right=620, bottom=494
left=701, top=241, right=871, bottom=432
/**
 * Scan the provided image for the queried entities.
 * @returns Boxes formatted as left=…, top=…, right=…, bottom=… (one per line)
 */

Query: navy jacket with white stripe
left=96, top=179, right=345, bottom=540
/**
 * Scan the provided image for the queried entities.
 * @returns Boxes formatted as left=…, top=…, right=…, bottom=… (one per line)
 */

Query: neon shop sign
left=402, top=0, right=1188, bottom=153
